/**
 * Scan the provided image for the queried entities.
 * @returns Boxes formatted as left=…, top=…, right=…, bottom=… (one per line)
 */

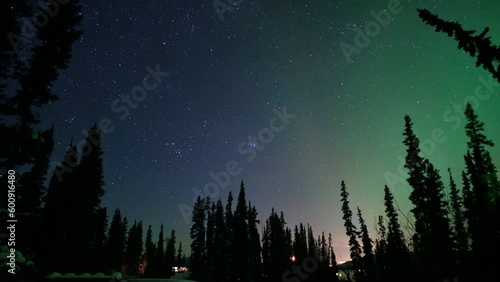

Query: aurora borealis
left=39, top=0, right=500, bottom=261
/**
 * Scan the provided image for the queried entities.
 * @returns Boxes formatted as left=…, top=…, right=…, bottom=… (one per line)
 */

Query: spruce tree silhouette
left=1, top=1, right=83, bottom=278
left=232, top=181, right=250, bottom=281
left=340, top=181, right=365, bottom=282
left=189, top=196, right=207, bottom=281
left=144, top=224, right=156, bottom=277
left=165, top=229, right=177, bottom=277
left=248, top=204, right=263, bottom=282
left=462, top=103, right=500, bottom=281
left=213, top=199, right=227, bottom=282
left=417, top=8, right=500, bottom=83
left=383, top=186, right=413, bottom=282
left=125, top=220, right=143, bottom=276
left=357, top=207, right=376, bottom=282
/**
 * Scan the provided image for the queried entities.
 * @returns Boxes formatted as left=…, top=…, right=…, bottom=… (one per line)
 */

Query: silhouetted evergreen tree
left=144, top=225, right=156, bottom=277
left=383, top=185, right=412, bottom=282
left=447, top=168, right=469, bottom=271
left=261, top=219, right=271, bottom=281
left=461, top=170, right=474, bottom=247
left=214, top=199, right=227, bottom=282
left=462, top=103, right=500, bottom=280
left=40, top=139, right=79, bottom=273
left=374, top=215, right=388, bottom=282
left=165, top=229, right=176, bottom=277
left=232, top=181, right=249, bottom=281
left=224, top=191, right=234, bottom=280
left=292, top=225, right=300, bottom=260
left=93, top=207, right=108, bottom=272
left=1, top=1, right=83, bottom=278
left=1, top=3, right=84, bottom=274
left=423, top=161, right=455, bottom=280
left=284, top=223, right=293, bottom=267
left=71, top=124, right=106, bottom=272
left=154, top=224, right=165, bottom=277
left=262, top=209, right=290, bottom=282
left=417, top=8, right=500, bottom=83
left=0, top=0, right=83, bottom=172
left=461, top=171, right=473, bottom=214
left=125, top=221, right=143, bottom=276
left=340, top=181, right=364, bottom=282
left=317, top=231, right=331, bottom=281
left=0, top=0, right=82, bottom=270
left=189, top=196, right=207, bottom=281
left=248, top=203, right=262, bottom=282
left=205, top=200, right=215, bottom=281
left=105, top=209, right=128, bottom=273
left=317, top=234, right=321, bottom=261
left=15, top=127, right=54, bottom=269
left=301, top=223, right=308, bottom=256
left=402, top=115, right=454, bottom=281
left=316, top=234, right=321, bottom=258
left=357, top=207, right=376, bottom=282
left=176, top=241, right=183, bottom=267
left=402, top=115, right=429, bottom=260
left=34, top=125, right=106, bottom=274
left=292, top=223, right=308, bottom=264
left=328, top=233, right=340, bottom=282
left=307, top=223, right=317, bottom=258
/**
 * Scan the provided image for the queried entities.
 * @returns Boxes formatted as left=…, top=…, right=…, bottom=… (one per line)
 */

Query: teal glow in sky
left=43, top=0, right=500, bottom=260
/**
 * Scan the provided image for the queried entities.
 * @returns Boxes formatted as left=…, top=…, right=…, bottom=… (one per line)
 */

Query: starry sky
left=38, top=0, right=499, bottom=262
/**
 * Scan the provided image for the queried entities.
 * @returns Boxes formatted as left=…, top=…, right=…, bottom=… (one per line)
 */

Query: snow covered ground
left=129, top=272, right=195, bottom=282
left=128, top=278, right=196, bottom=282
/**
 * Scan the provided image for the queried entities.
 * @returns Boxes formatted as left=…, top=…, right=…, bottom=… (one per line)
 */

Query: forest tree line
left=187, top=103, right=499, bottom=282
left=1, top=111, right=187, bottom=279
left=189, top=181, right=341, bottom=282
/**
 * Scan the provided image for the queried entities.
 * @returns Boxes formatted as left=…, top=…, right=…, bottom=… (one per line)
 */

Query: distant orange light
left=290, top=255, right=296, bottom=262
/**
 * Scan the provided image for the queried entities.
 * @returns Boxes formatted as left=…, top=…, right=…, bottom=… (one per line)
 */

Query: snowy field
left=128, top=272, right=195, bottom=282
left=129, top=280, right=195, bottom=282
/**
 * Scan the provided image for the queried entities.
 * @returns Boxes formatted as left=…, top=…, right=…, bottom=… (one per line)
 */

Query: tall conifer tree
left=340, top=181, right=364, bottom=282
left=224, top=191, right=234, bottom=280
left=176, top=241, right=183, bottom=267
left=248, top=203, right=262, bottom=282
left=144, top=225, right=156, bottom=277
left=189, top=196, right=206, bottom=280
left=462, top=103, right=499, bottom=279
left=374, top=215, right=388, bottom=282
left=383, top=186, right=412, bottom=282
left=214, top=199, right=227, bottom=281
left=357, top=207, right=376, bottom=282
left=105, top=209, right=128, bottom=272
left=402, top=115, right=454, bottom=280
left=165, top=229, right=176, bottom=277
left=205, top=201, right=216, bottom=281
left=448, top=168, right=469, bottom=269
left=232, top=181, right=249, bottom=281
left=125, top=221, right=143, bottom=276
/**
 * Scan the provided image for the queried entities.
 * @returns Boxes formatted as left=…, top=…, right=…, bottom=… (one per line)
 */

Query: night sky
left=39, top=0, right=499, bottom=262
